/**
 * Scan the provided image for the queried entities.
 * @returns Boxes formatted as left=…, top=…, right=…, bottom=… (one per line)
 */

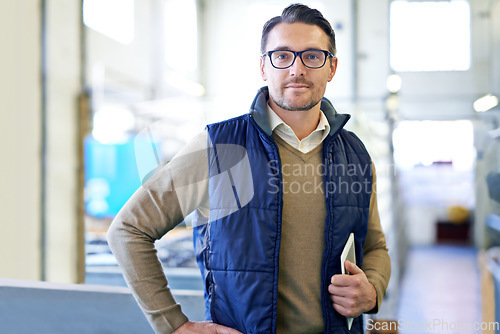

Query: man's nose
left=289, top=55, right=307, bottom=76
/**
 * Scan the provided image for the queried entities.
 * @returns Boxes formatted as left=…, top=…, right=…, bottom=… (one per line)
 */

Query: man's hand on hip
left=328, top=260, right=377, bottom=318
left=173, top=321, right=243, bottom=334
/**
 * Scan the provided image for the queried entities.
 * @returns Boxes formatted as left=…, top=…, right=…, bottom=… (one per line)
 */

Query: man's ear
left=260, top=57, right=267, bottom=81
left=327, top=57, right=338, bottom=82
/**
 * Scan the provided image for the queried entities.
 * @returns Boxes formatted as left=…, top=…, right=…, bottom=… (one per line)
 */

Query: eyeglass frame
left=261, top=49, right=335, bottom=69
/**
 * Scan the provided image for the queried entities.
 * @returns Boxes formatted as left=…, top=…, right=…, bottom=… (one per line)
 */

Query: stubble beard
left=271, top=94, right=321, bottom=111
left=271, top=79, right=322, bottom=112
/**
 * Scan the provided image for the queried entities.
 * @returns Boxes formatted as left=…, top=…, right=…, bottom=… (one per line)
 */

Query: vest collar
left=249, top=86, right=350, bottom=137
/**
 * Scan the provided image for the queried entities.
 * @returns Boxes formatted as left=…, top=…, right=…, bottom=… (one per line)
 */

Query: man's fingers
left=331, top=274, right=356, bottom=287
left=344, top=260, right=363, bottom=275
left=330, top=261, right=361, bottom=285
left=215, top=325, right=243, bottom=334
left=328, top=284, right=355, bottom=297
left=173, top=321, right=243, bottom=334
left=332, top=301, right=347, bottom=316
left=332, top=300, right=359, bottom=318
left=330, top=294, right=359, bottom=317
left=328, top=263, right=377, bottom=316
left=331, top=261, right=365, bottom=287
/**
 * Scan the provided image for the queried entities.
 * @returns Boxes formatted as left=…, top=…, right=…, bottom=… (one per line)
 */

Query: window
left=83, top=0, right=135, bottom=44
left=164, top=0, right=198, bottom=72
left=390, top=0, right=471, bottom=72
left=392, top=120, right=475, bottom=210
left=393, top=120, right=474, bottom=171
left=163, top=0, right=204, bottom=95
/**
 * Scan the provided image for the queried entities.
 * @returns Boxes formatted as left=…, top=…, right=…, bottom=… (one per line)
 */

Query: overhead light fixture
left=386, top=74, right=402, bottom=94
left=473, top=94, right=498, bottom=112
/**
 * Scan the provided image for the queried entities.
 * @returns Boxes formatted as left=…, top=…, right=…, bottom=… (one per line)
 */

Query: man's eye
left=276, top=53, right=290, bottom=60
left=304, top=53, right=320, bottom=60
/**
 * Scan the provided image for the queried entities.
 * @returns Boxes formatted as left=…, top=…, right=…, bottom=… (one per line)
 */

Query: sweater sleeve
left=107, top=130, right=209, bottom=334
left=362, top=163, right=391, bottom=314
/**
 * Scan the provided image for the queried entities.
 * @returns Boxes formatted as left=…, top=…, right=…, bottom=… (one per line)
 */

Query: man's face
left=260, top=22, right=337, bottom=112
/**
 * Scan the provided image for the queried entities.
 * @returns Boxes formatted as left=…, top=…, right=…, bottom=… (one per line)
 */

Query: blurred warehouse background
left=1, top=0, right=500, bottom=333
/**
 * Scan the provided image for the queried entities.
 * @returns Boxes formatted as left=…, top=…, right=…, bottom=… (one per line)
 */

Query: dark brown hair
left=260, top=3, right=336, bottom=55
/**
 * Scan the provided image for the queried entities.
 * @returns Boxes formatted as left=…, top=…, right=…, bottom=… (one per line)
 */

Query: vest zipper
left=322, top=143, right=335, bottom=333
left=249, top=115, right=283, bottom=334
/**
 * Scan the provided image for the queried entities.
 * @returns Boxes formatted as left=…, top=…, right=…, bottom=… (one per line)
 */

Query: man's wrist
left=366, top=282, right=378, bottom=313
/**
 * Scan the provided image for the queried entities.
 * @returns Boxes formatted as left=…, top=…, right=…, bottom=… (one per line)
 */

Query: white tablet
left=341, top=233, right=356, bottom=275
left=340, top=232, right=356, bottom=329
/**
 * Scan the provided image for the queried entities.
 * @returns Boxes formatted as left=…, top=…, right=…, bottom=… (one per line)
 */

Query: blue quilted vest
left=193, top=87, right=372, bottom=333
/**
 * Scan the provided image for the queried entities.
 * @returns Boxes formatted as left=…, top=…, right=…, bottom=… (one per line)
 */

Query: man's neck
left=269, top=100, right=321, bottom=140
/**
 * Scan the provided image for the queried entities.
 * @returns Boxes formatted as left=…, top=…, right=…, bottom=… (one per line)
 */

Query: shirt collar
left=267, top=104, right=331, bottom=135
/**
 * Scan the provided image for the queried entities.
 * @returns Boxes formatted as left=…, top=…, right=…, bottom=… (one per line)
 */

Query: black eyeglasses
left=262, top=49, right=334, bottom=69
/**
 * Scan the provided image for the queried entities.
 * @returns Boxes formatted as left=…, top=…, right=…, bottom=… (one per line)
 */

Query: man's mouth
left=285, top=84, right=309, bottom=89
left=283, top=79, right=312, bottom=89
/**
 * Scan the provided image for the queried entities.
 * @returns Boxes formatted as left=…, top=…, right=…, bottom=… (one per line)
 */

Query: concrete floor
left=397, top=245, right=482, bottom=334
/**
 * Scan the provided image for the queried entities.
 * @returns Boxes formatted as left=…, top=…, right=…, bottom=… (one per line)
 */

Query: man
left=108, top=4, right=390, bottom=334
